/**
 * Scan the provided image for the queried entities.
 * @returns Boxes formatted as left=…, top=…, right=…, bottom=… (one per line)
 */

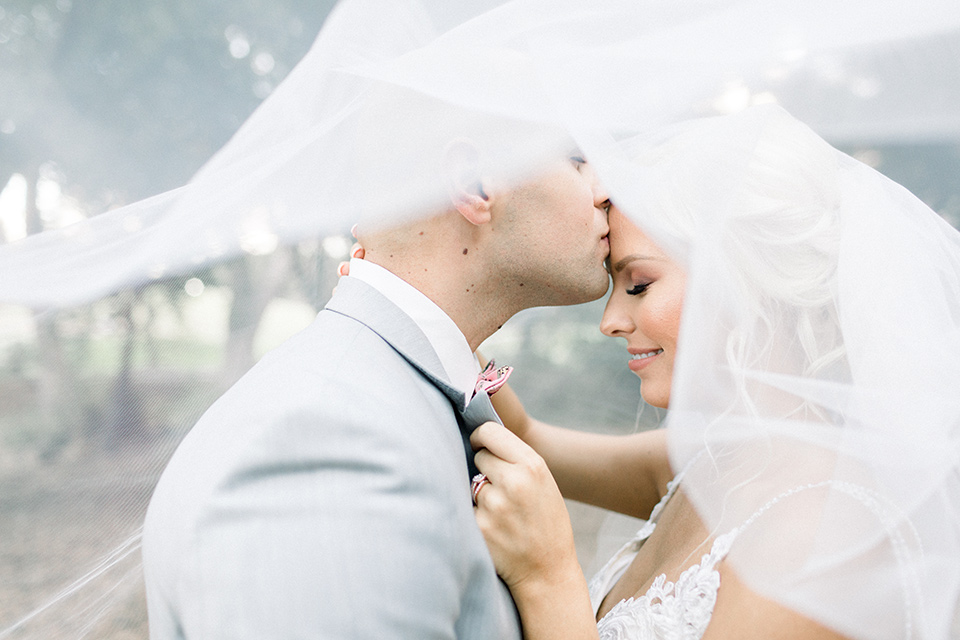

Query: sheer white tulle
left=1, top=1, right=959, bottom=638
left=576, top=106, right=960, bottom=638
left=4, top=0, right=959, bottom=307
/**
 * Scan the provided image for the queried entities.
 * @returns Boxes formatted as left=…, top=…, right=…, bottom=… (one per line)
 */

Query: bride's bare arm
left=490, top=377, right=671, bottom=520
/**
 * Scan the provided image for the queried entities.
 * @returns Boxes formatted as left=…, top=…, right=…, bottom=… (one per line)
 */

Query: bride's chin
left=640, top=385, right=670, bottom=410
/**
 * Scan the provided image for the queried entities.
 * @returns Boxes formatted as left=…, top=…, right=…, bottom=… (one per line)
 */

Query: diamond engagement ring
left=471, top=473, right=490, bottom=506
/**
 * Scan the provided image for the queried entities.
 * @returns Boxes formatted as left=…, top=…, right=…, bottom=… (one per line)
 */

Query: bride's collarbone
left=597, top=490, right=713, bottom=619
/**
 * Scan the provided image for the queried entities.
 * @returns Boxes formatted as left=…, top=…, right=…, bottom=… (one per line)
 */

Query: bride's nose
left=600, top=292, right=635, bottom=338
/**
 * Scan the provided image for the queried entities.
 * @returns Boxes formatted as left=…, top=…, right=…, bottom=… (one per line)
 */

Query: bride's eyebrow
left=612, top=254, right=661, bottom=273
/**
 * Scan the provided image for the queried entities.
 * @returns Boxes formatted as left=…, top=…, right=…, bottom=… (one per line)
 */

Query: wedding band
left=471, top=473, right=490, bottom=505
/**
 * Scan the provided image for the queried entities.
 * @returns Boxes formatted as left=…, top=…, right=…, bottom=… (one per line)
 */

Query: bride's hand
left=336, top=224, right=363, bottom=277
left=470, top=421, right=581, bottom=594
left=336, top=243, right=364, bottom=277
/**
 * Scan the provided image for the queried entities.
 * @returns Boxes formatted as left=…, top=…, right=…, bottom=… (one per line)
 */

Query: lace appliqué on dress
left=587, top=462, right=735, bottom=640
left=592, top=532, right=734, bottom=640
left=587, top=476, right=898, bottom=640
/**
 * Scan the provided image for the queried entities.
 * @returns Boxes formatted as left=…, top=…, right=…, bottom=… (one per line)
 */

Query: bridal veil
left=1, top=0, right=959, bottom=637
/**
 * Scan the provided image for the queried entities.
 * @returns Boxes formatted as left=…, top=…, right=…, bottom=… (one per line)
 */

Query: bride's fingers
left=336, top=243, right=365, bottom=278
left=472, top=423, right=553, bottom=505
left=473, top=446, right=510, bottom=480
left=470, top=421, right=531, bottom=464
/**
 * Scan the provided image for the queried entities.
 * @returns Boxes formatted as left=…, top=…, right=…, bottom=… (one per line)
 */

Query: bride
left=469, top=106, right=960, bottom=639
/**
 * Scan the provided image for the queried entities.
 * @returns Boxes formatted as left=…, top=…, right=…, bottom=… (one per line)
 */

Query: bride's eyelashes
left=626, top=282, right=651, bottom=296
left=569, top=155, right=586, bottom=170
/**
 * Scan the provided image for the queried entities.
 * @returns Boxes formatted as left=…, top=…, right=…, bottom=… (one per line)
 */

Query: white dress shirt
left=347, top=258, right=480, bottom=408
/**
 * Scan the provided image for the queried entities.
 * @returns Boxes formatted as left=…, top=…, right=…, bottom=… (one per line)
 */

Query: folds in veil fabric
left=3, top=2, right=959, bottom=306
left=529, top=10, right=960, bottom=634
left=0, top=0, right=573, bottom=308
left=2, top=0, right=960, bottom=637
left=579, top=106, right=960, bottom=639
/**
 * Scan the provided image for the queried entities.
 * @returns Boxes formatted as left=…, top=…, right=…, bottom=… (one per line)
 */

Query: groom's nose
left=579, top=162, right=610, bottom=214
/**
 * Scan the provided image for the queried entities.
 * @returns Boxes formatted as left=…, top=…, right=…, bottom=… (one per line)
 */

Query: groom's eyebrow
left=612, top=254, right=661, bottom=273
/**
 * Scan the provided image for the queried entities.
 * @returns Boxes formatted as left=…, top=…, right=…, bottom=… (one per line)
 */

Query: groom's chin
left=553, top=274, right=611, bottom=307
left=583, top=271, right=612, bottom=303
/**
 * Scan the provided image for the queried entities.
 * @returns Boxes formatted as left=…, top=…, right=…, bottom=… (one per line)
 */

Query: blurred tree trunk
left=220, top=250, right=293, bottom=387
left=105, top=291, right=144, bottom=449
left=24, top=164, right=73, bottom=455
left=23, top=165, right=40, bottom=236
left=0, top=169, right=11, bottom=245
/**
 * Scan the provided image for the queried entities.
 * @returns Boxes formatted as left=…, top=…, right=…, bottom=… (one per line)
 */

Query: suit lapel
left=324, top=277, right=499, bottom=478
left=325, top=277, right=451, bottom=387
left=458, top=392, right=502, bottom=478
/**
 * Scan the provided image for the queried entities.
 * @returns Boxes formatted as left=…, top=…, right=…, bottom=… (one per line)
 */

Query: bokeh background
left=1, top=1, right=958, bottom=637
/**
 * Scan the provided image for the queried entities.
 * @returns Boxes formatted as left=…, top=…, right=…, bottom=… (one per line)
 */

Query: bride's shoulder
left=705, top=562, right=851, bottom=640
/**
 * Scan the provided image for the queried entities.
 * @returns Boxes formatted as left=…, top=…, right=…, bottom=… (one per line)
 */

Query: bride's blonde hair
left=625, top=106, right=850, bottom=419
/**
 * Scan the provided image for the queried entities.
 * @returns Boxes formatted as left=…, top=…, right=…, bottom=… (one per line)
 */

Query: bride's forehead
left=608, top=207, right=645, bottom=240
left=608, top=213, right=673, bottom=258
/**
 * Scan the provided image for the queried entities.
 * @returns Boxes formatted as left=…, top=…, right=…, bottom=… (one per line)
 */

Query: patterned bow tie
left=474, top=359, right=513, bottom=397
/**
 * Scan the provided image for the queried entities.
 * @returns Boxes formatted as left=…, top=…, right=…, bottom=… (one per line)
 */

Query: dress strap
left=647, top=468, right=683, bottom=524
left=587, top=456, right=698, bottom=614
left=648, top=450, right=701, bottom=523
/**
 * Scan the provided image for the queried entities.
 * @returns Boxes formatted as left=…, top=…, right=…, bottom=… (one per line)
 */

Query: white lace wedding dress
left=585, top=470, right=901, bottom=639
left=587, top=471, right=735, bottom=640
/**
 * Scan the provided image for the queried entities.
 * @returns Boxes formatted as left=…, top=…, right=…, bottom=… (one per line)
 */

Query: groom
left=142, top=155, right=610, bottom=639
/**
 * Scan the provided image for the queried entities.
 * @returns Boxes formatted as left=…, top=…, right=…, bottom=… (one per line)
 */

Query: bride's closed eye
left=627, top=282, right=650, bottom=296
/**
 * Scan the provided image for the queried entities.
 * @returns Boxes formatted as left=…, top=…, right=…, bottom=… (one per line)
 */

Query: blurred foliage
left=0, top=0, right=958, bottom=456
left=0, top=246, right=342, bottom=455
left=0, top=0, right=338, bottom=455
left=0, top=0, right=336, bottom=202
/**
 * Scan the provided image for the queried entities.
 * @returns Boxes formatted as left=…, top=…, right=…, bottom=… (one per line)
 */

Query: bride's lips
left=627, top=348, right=664, bottom=372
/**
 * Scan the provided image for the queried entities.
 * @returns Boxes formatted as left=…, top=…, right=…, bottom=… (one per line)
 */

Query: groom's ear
left=444, top=138, right=492, bottom=226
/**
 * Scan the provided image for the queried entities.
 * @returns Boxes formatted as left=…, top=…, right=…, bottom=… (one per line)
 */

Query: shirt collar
left=348, top=258, right=480, bottom=406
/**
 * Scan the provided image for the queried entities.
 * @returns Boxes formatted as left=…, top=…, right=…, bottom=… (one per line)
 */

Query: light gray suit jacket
left=143, top=277, right=521, bottom=639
